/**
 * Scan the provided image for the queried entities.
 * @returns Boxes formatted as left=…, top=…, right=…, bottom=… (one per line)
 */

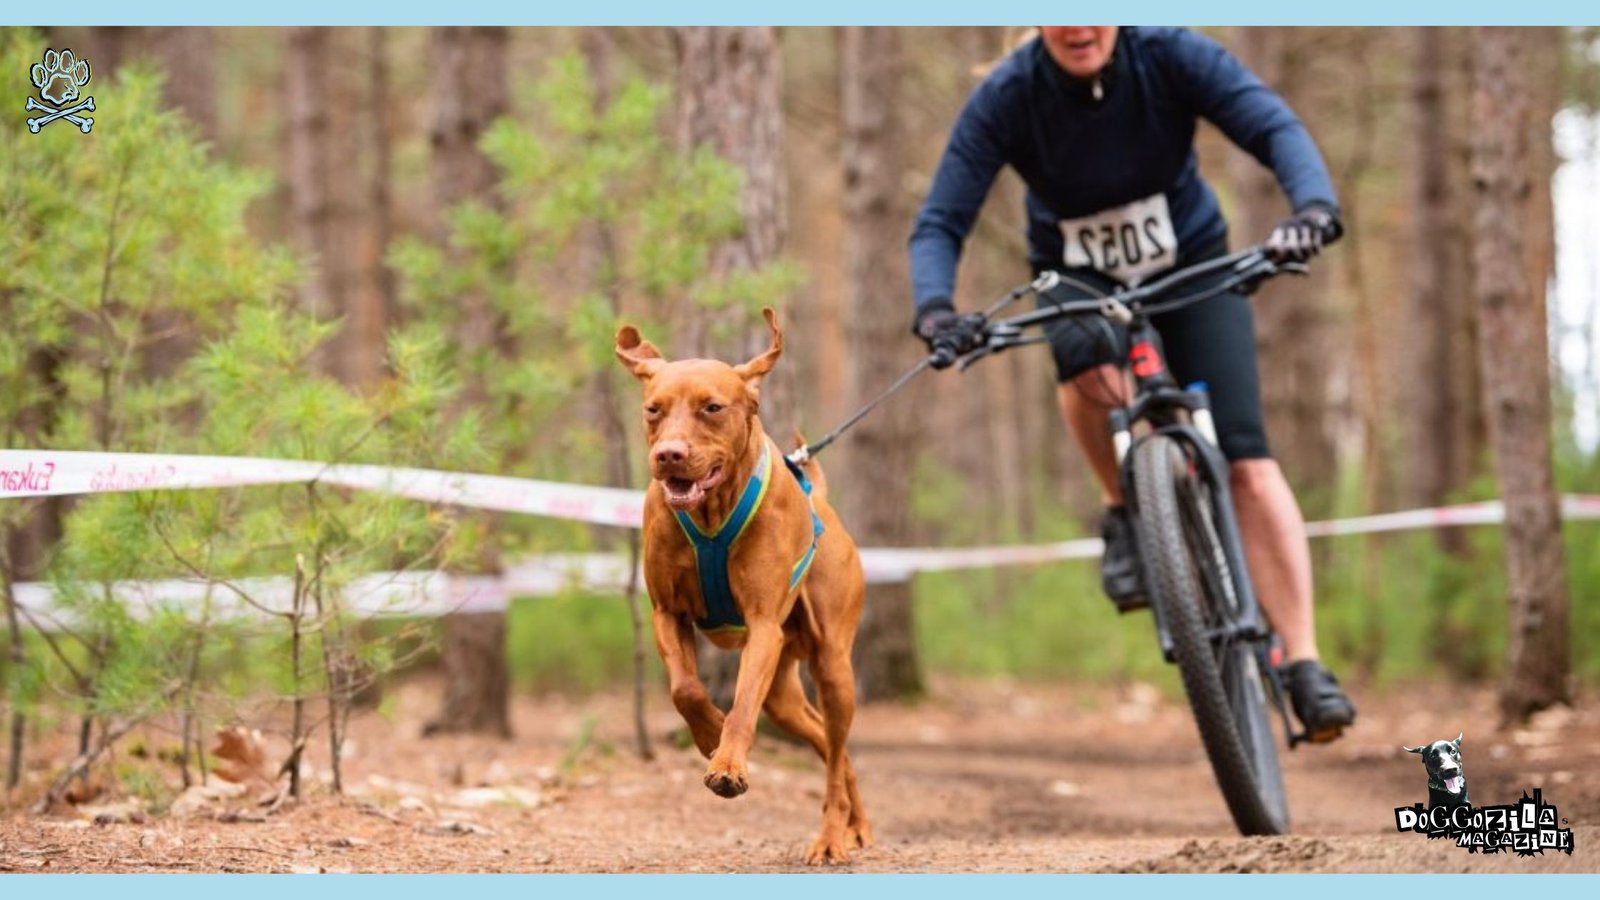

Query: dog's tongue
left=1444, top=775, right=1463, bottom=794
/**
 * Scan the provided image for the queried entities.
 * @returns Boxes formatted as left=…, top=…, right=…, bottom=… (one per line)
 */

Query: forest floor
left=2, top=674, right=1597, bottom=873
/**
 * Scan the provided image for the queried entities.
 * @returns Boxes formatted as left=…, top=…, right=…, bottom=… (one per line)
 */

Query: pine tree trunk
left=345, top=27, right=394, bottom=389
left=837, top=26, right=924, bottom=702
left=146, top=27, right=219, bottom=137
left=1225, top=27, right=1335, bottom=504
left=671, top=26, right=790, bottom=705
left=424, top=26, right=513, bottom=738
left=1469, top=26, right=1570, bottom=721
left=1408, top=27, right=1481, bottom=524
left=670, top=27, right=792, bottom=415
left=284, top=28, right=368, bottom=385
left=132, top=28, right=217, bottom=384
left=422, top=612, right=512, bottom=739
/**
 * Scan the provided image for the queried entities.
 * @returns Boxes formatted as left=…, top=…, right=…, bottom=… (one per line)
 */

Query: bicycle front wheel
left=1131, top=434, right=1288, bottom=835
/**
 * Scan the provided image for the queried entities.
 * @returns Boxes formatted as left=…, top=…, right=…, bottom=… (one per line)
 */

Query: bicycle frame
left=955, top=245, right=1311, bottom=748
left=1111, top=315, right=1266, bottom=662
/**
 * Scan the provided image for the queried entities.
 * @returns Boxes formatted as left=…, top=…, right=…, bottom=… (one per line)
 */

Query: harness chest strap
left=672, top=438, right=824, bottom=635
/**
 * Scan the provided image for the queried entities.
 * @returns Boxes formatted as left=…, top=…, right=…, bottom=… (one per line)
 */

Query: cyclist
left=909, top=26, right=1355, bottom=741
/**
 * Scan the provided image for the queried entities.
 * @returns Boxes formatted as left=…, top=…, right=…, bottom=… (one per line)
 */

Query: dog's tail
left=790, top=429, right=828, bottom=501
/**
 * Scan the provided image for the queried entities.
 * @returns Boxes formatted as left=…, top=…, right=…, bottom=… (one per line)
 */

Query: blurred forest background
left=3, top=26, right=1599, bottom=802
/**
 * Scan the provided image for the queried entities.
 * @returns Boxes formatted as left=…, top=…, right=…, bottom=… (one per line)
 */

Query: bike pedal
left=1111, top=594, right=1150, bottom=614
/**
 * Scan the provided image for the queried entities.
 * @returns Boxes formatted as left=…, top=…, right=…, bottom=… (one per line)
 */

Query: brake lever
left=956, top=321, right=1023, bottom=371
left=956, top=345, right=994, bottom=372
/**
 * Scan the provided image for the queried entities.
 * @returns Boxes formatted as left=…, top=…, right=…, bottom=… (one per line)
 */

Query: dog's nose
left=652, top=441, right=689, bottom=467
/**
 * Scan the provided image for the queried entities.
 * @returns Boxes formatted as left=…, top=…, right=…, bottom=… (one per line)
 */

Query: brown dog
left=614, top=308, right=871, bottom=865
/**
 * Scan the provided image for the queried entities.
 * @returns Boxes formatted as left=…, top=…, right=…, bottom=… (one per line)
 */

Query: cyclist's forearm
left=908, top=212, right=968, bottom=310
left=1263, top=124, right=1339, bottom=216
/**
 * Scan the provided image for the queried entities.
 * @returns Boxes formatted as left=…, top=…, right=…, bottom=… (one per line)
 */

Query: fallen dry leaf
left=418, top=819, right=495, bottom=837
left=169, top=780, right=250, bottom=819
left=211, top=727, right=277, bottom=789
left=79, top=800, right=146, bottom=825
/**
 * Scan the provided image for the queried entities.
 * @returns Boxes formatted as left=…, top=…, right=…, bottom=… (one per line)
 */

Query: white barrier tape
left=1, top=449, right=646, bottom=529
left=11, top=557, right=629, bottom=628
left=6, top=449, right=1599, bottom=603
left=1303, top=495, right=1600, bottom=537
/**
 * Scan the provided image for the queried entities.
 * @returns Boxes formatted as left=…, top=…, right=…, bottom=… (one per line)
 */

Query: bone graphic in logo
left=26, top=48, right=94, bottom=134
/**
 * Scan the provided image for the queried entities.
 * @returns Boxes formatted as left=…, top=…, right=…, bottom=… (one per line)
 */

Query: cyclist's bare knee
left=1070, top=364, right=1128, bottom=407
left=1229, top=458, right=1285, bottom=499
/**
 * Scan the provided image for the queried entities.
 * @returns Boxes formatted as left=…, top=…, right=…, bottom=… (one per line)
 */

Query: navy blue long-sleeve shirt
left=909, top=27, right=1338, bottom=310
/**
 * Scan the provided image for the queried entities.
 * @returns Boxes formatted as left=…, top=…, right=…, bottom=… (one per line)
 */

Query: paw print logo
left=26, top=48, right=95, bottom=134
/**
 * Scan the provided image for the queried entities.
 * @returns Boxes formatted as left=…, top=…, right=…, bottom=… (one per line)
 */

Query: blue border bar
left=5, top=1, right=1600, bottom=26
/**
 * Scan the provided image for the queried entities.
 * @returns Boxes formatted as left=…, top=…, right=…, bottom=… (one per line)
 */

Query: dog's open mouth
left=659, top=464, right=724, bottom=510
left=1442, top=774, right=1464, bottom=794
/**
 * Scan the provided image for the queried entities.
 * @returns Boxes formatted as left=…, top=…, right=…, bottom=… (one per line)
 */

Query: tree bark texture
left=423, top=26, right=513, bottom=738
left=284, top=28, right=373, bottom=386
left=430, top=25, right=511, bottom=404
left=422, top=611, right=512, bottom=739
left=836, top=26, right=924, bottom=702
left=672, top=26, right=792, bottom=704
left=1408, top=27, right=1483, bottom=519
left=670, top=27, right=796, bottom=429
left=1224, top=27, right=1336, bottom=504
left=1469, top=26, right=1570, bottom=720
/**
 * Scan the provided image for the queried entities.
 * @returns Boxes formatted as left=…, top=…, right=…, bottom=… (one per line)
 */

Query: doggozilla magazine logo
left=1395, top=733, right=1574, bottom=856
left=1394, top=789, right=1574, bottom=856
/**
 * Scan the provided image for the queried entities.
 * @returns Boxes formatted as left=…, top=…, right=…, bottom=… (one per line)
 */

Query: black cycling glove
left=1266, top=202, right=1343, bottom=263
left=913, top=300, right=986, bottom=369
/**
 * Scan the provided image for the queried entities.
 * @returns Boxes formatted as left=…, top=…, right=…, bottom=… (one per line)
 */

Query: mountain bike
left=946, top=246, right=1312, bottom=835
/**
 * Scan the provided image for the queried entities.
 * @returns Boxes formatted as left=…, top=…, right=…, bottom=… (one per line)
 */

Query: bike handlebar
left=945, top=246, right=1306, bottom=371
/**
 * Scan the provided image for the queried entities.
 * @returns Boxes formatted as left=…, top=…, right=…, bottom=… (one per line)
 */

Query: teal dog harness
left=673, top=438, right=824, bottom=635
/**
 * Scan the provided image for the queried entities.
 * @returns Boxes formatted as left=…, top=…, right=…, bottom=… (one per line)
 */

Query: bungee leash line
left=786, top=272, right=1063, bottom=466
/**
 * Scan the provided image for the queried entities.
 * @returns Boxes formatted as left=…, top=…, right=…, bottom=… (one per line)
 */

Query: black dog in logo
left=1404, top=732, right=1469, bottom=807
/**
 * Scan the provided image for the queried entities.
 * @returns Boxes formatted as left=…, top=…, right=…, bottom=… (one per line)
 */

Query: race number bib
left=1060, top=193, right=1179, bottom=286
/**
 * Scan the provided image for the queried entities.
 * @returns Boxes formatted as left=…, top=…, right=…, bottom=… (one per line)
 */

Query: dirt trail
left=2, top=676, right=1596, bottom=873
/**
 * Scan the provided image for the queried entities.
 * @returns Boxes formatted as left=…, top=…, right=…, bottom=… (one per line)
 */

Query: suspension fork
left=1108, top=316, right=1268, bottom=655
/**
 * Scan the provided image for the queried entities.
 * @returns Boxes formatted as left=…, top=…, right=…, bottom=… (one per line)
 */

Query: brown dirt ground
left=1, top=675, right=1596, bottom=873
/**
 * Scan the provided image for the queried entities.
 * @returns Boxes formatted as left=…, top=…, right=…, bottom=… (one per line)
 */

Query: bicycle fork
left=1110, top=318, right=1312, bottom=750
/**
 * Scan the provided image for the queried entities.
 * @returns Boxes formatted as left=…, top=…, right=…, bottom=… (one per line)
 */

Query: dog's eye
left=704, top=402, right=725, bottom=414
left=644, top=404, right=662, bottom=417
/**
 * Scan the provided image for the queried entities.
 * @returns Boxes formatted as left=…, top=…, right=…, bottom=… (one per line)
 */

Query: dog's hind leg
left=764, top=647, right=871, bottom=853
left=762, top=649, right=828, bottom=754
left=802, top=640, right=871, bottom=864
left=652, top=608, right=724, bottom=758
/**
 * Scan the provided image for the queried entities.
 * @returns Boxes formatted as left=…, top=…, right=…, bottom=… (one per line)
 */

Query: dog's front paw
left=702, top=763, right=748, bottom=799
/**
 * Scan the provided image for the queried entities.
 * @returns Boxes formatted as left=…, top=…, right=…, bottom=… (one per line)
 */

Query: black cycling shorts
left=1034, top=241, right=1271, bottom=461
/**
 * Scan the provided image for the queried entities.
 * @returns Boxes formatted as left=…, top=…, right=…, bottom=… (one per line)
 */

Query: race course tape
left=5, top=448, right=1599, bottom=592
left=0, top=449, right=646, bottom=528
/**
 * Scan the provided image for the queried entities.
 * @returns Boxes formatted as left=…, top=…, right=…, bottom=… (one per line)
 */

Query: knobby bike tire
left=1177, top=463, right=1289, bottom=832
left=1131, top=435, right=1288, bottom=835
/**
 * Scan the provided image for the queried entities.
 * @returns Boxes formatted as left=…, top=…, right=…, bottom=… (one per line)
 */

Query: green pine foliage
left=390, top=52, right=797, bottom=504
left=1, top=29, right=468, bottom=799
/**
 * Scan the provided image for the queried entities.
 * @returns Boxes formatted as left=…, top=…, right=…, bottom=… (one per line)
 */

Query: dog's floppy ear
left=1403, top=744, right=1428, bottom=753
left=733, top=307, right=783, bottom=390
left=615, top=325, right=665, bottom=382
